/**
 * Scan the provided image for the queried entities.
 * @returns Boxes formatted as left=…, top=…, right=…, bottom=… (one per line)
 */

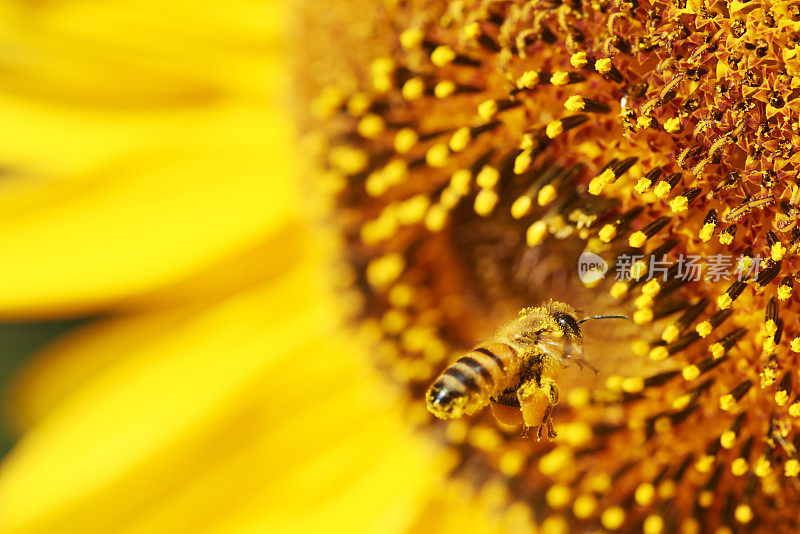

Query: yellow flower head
left=309, top=0, right=800, bottom=531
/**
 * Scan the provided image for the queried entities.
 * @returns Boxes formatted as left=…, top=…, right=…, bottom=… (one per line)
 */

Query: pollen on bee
left=785, top=459, right=800, bottom=477
left=600, top=506, right=626, bottom=530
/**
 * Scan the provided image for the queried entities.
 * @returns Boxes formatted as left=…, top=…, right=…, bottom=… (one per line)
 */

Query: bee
left=425, top=300, right=626, bottom=440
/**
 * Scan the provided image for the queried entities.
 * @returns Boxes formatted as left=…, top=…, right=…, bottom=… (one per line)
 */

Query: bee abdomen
left=427, top=342, right=517, bottom=419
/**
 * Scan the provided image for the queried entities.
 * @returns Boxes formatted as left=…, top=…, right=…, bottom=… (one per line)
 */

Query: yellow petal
left=0, top=254, right=335, bottom=533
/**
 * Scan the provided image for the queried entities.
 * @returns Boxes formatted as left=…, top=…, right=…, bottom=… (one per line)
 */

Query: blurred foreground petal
left=0, top=247, right=450, bottom=533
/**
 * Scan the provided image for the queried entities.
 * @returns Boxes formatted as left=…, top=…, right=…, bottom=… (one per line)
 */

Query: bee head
left=553, top=312, right=581, bottom=338
left=426, top=383, right=469, bottom=419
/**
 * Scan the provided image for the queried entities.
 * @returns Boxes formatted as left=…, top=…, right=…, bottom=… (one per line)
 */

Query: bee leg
left=516, top=378, right=559, bottom=440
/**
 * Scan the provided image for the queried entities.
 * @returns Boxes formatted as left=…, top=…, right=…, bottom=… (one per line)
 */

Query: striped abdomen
left=426, top=342, right=519, bottom=419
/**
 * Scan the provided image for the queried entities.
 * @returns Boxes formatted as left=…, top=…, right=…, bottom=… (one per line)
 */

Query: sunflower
left=309, top=0, right=800, bottom=532
left=0, top=1, right=497, bottom=533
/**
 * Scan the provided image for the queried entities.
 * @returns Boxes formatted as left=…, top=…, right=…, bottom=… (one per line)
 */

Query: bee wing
left=536, top=334, right=597, bottom=372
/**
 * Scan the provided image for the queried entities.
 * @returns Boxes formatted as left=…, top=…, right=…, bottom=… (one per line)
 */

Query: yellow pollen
left=598, top=167, right=617, bottom=185
left=670, top=195, right=689, bottom=213
left=546, top=485, right=571, bottom=508
left=775, top=389, right=789, bottom=406
left=601, top=506, right=626, bottom=530
left=539, top=447, right=572, bottom=476
left=572, top=495, right=597, bottom=519
left=476, top=165, right=500, bottom=188
left=450, top=169, right=472, bottom=194
left=365, top=171, right=387, bottom=198
left=791, top=336, right=800, bottom=353
left=764, top=319, right=777, bottom=337
left=567, top=387, right=590, bottom=408
left=478, top=99, right=498, bottom=120
left=649, top=346, right=669, bottom=361
left=558, top=421, right=593, bottom=446
left=719, top=394, right=736, bottom=411
left=551, top=71, right=570, bottom=86
left=720, top=430, right=736, bottom=449
left=449, top=126, right=471, bottom=152
left=381, top=309, right=407, bottom=334
left=717, top=293, right=733, bottom=310
left=630, top=260, right=647, bottom=278
left=664, top=117, right=682, bottom=133
left=425, top=143, right=450, bottom=168
left=754, top=456, right=772, bottom=477
left=588, top=177, right=605, bottom=195
left=762, top=337, right=777, bottom=354
left=570, top=52, right=588, bottom=68
left=370, top=58, right=394, bottom=93
left=431, top=45, right=457, bottom=66
left=564, top=95, right=585, bottom=111
left=527, top=221, right=548, bottom=246
left=653, top=181, right=672, bottom=198
left=771, top=242, right=787, bottom=261
left=657, top=480, right=674, bottom=499
left=634, top=483, right=655, bottom=506
left=546, top=121, right=564, bottom=139
left=778, top=284, right=792, bottom=300
left=731, top=458, right=748, bottom=476
left=719, top=232, right=734, bottom=245
left=598, top=224, right=617, bottom=242
left=699, top=222, right=715, bottom=241
left=635, top=176, right=653, bottom=193
left=468, top=426, right=502, bottom=451
left=514, top=150, right=532, bottom=174
left=696, top=320, right=713, bottom=338
left=643, top=514, right=665, bottom=534
left=622, top=376, right=644, bottom=393
left=541, top=516, right=568, bottom=534
left=588, top=473, right=611, bottom=493
left=463, top=21, right=481, bottom=40
left=511, top=196, right=532, bottom=219
left=394, top=128, right=418, bottom=154
left=629, top=231, right=647, bottom=248
left=634, top=296, right=652, bottom=313
left=642, top=278, right=661, bottom=297
left=595, top=57, right=613, bottom=74
left=538, top=184, right=557, bottom=206
left=329, top=145, right=368, bottom=174
left=346, top=92, right=371, bottom=116
left=785, top=459, right=800, bottom=477
left=734, top=504, right=753, bottom=524
left=402, top=77, right=425, bottom=100
left=672, top=394, right=691, bottom=410
left=424, top=204, right=448, bottom=231
left=662, top=324, right=680, bottom=343
left=311, top=85, right=344, bottom=119
left=388, top=284, right=413, bottom=307
left=789, top=402, right=800, bottom=417
left=634, top=308, right=653, bottom=324
left=434, top=80, right=457, bottom=98
left=366, top=253, right=405, bottom=289
left=605, top=375, right=623, bottom=392
left=682, top=518, right=700, bottom=534
left=698, top=490, right=714, bottom=507
left=637, top=115, right=653, bottom=130
left=695, top=455, right=715, bottom=473
left=357, top=114, right=385, bottom=139
left=709, top=342, right=725, bottom=359
left=474, top=189, right=499, bottom=216
left=682, top=365, right=700, bottom=381
left=400, top=27, right=424, bottom=48
left=610, top=281, right=628, bottom=300
left=498, top=450, right=526, bottom=476
left=517, top=70, right=540, bottom=89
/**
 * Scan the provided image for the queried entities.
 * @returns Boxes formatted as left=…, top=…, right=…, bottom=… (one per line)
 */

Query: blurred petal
left=0, top=0, right=296, bottom=318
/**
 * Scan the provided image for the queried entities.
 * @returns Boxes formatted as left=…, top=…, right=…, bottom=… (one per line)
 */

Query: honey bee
left=425, top=300, right=627, bottom=440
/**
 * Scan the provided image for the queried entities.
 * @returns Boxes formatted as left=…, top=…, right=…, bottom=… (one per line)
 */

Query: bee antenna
left=578, top=314, right=629, bottom=324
